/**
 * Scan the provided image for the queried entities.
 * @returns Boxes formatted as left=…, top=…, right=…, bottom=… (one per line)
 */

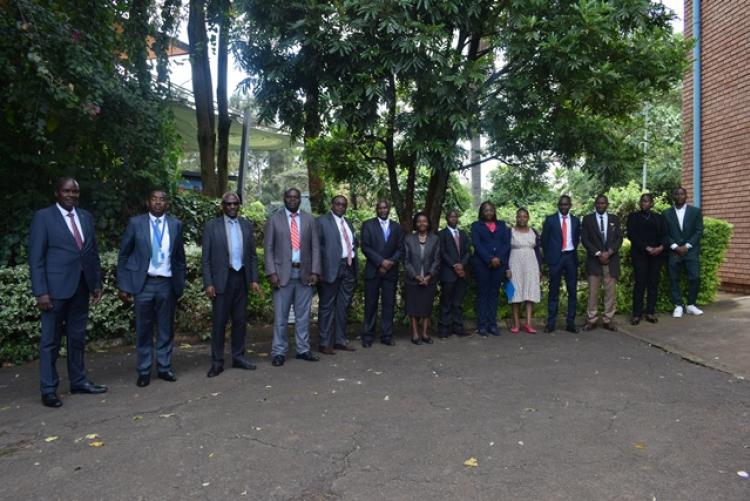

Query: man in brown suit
left=581, top=195, right=623, bottom=331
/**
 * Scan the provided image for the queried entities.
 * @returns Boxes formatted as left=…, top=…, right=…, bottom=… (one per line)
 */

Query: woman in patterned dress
left=507, top=208, right=542, bottom=334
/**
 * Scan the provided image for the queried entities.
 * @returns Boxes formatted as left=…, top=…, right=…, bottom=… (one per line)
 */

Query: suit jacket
left=541, top=213, right=581, bottom=266
left=663, top=205, right=703, bottom=260
left=360, top=217, right=403, bottom=281
left=201, top=216, right=260, bottom=294
left=403, top=233, right=440, bottom=285
left=581, top=212, right=623, bottom=278
left=317, top=212, right=359, bottom=284
left=116, top=213, right=186, bottom=297
left=263, top=208, right=320, bottom=286
left=438, top=226, right=471, bottom=282
left=29, top=204, right=102, bottom=299
left=470, top=220, right=511, bottom=272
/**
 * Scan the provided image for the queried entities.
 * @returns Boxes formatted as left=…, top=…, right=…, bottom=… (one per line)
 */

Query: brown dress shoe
left=319, top=346, right=335, bottom=355
left=333, top=343, right=356, bottom=352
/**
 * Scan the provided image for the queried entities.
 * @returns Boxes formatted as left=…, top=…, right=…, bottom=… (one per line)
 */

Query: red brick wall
left=683, top=0, right=750, bottom=293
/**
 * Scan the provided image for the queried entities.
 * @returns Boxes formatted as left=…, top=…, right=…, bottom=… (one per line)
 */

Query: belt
left=228, top=266, right=244, bottom=273
left=291, top=263, right=301, bottom=269
left=147, top=275, right=170, bottom=280
left=561, top=250, right=576, bottom=255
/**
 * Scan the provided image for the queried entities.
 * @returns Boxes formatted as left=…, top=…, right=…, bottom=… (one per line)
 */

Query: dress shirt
left=558, top=212, right=574, bottom=251
left=332, top=212, right=354, bottom=259
left=224, top=215, right=244, bottom=265
left=285, top=208, right=301, bottom=263
left=56, top=203, right=85, bottom=244
left=378, top=218, right=390, bottom=238
left=595, top=212, right=608, bottom=256
left=147, top=213, right=172, bottom=277
left=670, top=205, right=692, bottom=250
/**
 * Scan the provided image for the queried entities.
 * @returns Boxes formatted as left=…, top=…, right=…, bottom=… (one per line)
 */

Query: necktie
left=229, top=219, right=242, bottom=271
left=561, top=216, right=568, bottom=251
left=340, top=219, right=352, bottom=265
left=151, top=218, right=162, bottom=268
left=382, top=221, right=390, bottom=240
left=453, top=230, right=460, bottom=255
left=67, top=212, right=83, bottom=250
left=290, top=213, right=300, bottom=250
left=599, top=215, right=606, bottom=241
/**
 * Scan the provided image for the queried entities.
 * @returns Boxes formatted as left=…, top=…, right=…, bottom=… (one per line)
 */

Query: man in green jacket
left=662, top=187, right=703, bottom=318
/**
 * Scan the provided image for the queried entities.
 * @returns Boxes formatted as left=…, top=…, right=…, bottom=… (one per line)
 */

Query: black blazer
left=581, top=212, right=623, bottom=278
left=438, top=226, right=471, bottom=282
left=201, top=216, right=260, bottom=294
left=317, top=212, right=359, bottom=284
left=117, top=213, right=186, bottom=297
left=360, top=217, right=403, bottom=280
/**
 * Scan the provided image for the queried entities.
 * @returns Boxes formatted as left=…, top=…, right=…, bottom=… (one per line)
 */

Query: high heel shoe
left=411, top=336, right=422, bottom=345
left=510, top=326, right=520, bottom=334
left=421, top=336, right=433, bottom=344
left=522, top=324, right=537, bottom=334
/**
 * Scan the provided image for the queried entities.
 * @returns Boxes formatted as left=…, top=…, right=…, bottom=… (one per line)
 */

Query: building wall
left=683, top=0, right=750, bottom=293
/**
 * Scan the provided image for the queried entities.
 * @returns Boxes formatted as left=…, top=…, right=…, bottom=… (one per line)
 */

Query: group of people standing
left=29, top=178, right=703, bottom=408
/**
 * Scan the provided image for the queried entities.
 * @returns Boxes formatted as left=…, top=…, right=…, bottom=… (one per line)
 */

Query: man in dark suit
left=202, top=192, right=262, bottom=377
left=541, top=195, right=581, bottom=333
left=581, top=195, right=623, bottom=331
left=438, top=210, right=471, bottom=338
left=117, top=190, right=186, bottom=387
left=29, top=177, right=106, bottom=408
left=264, top=188, right=321, bottom=367
left=663, top=187, right=704, bottom=318
left=360, top=199, right=403, bottom=347
left=316, top=195, right=358, bottom=354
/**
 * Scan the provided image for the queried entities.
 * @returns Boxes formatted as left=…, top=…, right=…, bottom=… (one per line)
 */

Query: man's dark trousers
left=668, top=254, right=699, bottom=306
left=211, top=268, right=248, bottom=365
left=439, top=277, right=467, bottom=334
left=135, top=277, right=176, bottom=375
left=318, top=260, right=357, bottom=347
left=363, top=276, right=396, bottom=343
left=39, top=274, right=89, bottom=394
left=547, top=251, right=578, bottom=328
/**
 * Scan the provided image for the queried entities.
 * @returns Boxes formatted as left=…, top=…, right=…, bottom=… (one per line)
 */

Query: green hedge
left=0, top=217, right=732, bottom=364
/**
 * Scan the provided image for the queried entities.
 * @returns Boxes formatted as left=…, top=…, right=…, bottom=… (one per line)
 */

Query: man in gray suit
left=317, top=195, right=358, bottom=355
left=202, top=192, right=262, bottom=377
left=117, top=190, right=186, bottom=387
left=264, top=188, right=321, bottom=367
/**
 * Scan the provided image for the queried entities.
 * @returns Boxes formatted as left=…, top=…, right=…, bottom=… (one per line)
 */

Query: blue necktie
left=230, top=219, right=242, bottom=271
left=151, top=218, right=162, bottom=268
left=382, top=222, right=389, bottom=240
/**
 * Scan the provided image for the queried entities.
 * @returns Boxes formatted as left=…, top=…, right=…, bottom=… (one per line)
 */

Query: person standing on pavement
left=541, top=195, right=581, bottom=334
left=403, top=212, right=441, bottom=345
left=29, top=177, right=106, bottom=408
left=264, top=188, right=321, bottom=367
left=581, top=195, right=623, bottom=331
left=663, top=187, right=704, bottom=318
left=507, top=208, right=542, bottom=334
left=360, top=199, right=403, bottom=348
left=470, top=201, right=511, bottom=337
left=437, top=210, right=471, bottom=338
left=117, top=190, right=186, bottom=387
left=202, top=192, right=262, bottom=377
left=316, top=195, right=358, bottom=355
left=626, top=193, right=667, bottom=325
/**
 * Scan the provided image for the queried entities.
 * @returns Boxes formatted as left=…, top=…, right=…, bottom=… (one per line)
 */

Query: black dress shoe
left=477, top=329, right=489, bottom=337
left=136, top=374, right=151, bottom=387
left=421, top=336, right=434, bottom=344
left=543, top=325, right=555, bottom=333
left=362, top=340, right=373, bottom=348
left=232, top=359, right=257, bottom=370
left=296, top=351, right=320, bottom=362
left=631, top=316, right=641, bottom=326
left=157, top=371, right=177, bottom=382
left=41, top=393, right=62, bottom=408
left=333, top=343, right=356, bottom=352
left=70, top=382, right=108, bottom=394
left=380, top=339, right=395, bottom=346
left=411, top=337, right=422, bottom=345
left=207, top=366, right=224, bottom=377
left=645, top=315, right=658, bottom=324
left=565, top=324, right=580, bottom=334
left=582, top=322, right=597, bottom=332
left=271, top=355, right=285, bottom=367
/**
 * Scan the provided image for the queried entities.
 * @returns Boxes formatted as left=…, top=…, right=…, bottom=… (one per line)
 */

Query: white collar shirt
left=56, top=203, right=84, bottom=243
left=675, top=205, right=687, bottom=231
left=285, top=208, right=302, bottom=263
left=597, top=212, right=609, bottom=241
left=332, top=212, right=353, bottom=259
left=558, top=212, right=574, bottom=251
left=147, top=213, right=172, bottom=277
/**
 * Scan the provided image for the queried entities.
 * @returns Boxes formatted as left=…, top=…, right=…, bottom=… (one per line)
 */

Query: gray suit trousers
left=272, top=268, right=314, bottom=356
left=317, top=260, right=356, bottom=347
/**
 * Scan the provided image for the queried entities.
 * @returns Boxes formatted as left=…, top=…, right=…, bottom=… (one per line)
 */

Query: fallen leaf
left=523, top=408, right=537, bottom=413
left=257, top=352, right=269, bottom=357
left=210, top=392, right=220, bottom=397
left=208, top=452, right=214, bottom=458
left=383, top=395, right=390, bottom=401
left=336, top=378, right=346, bottom=382
left=132, top=415, right=143, bottom=421
left=738, top=470, right=748, bottom=479
left=88, top=441, right=104, bottom=447
left=464, top=457, right=479, bottom=467
left=202, top=482, right=210, bottom=487
left=44, top=436, right=59, bottom=443
left=159, top=413, right=175, bottom=418
left=85, top=434, right=98, bottom=440
left=518, top=441, right=524, bottom=446
left=180, top=343, right=192, bottom=349
left=634, top=443, right=647, bottom=449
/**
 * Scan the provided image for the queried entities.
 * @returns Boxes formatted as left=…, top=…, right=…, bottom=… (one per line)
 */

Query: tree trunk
left=188, top=0, right=218, bottom=197
left=384, top=73, right=406, bottom=227
left=304, top=83, right=324, bottom=213
left=216, top=4, right=230, bottom=196
left=424, top=168, right=449, bottom=230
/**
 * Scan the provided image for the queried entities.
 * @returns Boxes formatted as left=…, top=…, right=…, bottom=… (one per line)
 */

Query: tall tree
left=212, top=0, right=231, bottom=195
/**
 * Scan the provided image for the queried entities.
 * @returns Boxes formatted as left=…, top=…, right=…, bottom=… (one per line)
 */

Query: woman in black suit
left=627, top=193, right=668, bottom=324
left=404, top=212, right=440, bottom=344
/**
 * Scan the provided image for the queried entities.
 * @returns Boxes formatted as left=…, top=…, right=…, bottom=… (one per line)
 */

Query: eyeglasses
left=222, top=202, right=240, bottom=206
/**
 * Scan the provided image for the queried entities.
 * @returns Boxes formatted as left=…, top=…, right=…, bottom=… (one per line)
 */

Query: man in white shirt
left=117, top=190, right=186, bottom=387
left=662, top=187, right=704, bottom=318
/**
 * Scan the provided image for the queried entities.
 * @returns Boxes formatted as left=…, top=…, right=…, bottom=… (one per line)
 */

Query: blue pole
left=692, top=0, right=702, bottom=207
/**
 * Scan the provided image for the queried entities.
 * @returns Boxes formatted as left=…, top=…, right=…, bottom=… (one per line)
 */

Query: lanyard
left=151, top=218, right=165, bottom=249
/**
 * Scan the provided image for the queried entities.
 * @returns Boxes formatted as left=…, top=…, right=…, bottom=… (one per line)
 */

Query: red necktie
left=290, top=213, right=300, bottom=250
left=67, top=212, right=84, bottom=250
left=561, top=216, right=568, bottom=251
left=340, top=219, right=352, bottom=265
